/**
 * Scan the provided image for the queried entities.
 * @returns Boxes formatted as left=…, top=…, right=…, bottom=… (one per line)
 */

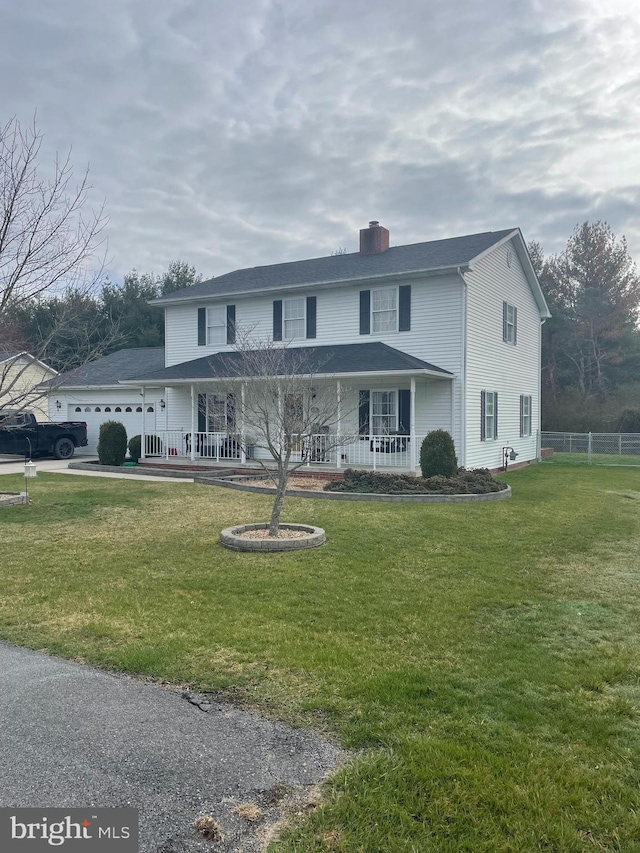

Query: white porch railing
left=143, top=431, right=427, bottom=470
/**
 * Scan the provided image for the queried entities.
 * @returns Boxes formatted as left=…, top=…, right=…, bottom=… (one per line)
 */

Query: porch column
left=140, top=387, right=146, bottom=460
left=240, top=383, right=246, bottom=464
left=190, top=384, right=196, bottom=461
left=410, top=377, right=417, bottom=471
left=336, top=379, right=342, bottom=469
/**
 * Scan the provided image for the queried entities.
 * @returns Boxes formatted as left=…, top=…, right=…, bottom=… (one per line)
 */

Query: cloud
left=1, top=0, right=639, bottom=280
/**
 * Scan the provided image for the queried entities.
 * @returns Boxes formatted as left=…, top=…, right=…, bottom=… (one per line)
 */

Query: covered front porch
left=141, top=427, right=435, bottom=472
left=122, top=341, right=457, bottom=474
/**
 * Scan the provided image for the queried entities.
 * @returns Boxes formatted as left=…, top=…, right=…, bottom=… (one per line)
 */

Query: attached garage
left=68, top=402, right=159, bottom=455
left=43, top=348, right=167, bottom=457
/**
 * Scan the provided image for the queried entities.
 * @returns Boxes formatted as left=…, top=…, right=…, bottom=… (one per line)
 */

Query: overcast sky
left=2, top=0, right=639, bottom=282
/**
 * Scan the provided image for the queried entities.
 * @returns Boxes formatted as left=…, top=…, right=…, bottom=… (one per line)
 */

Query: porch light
left=160, top=398, right=166, bottom=410
left=56, top=400, right=62, bottom=410
left=502, top=446, right=518, bottom=470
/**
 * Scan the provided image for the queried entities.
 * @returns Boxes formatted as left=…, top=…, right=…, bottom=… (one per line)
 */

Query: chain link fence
left=541, top=431, right=640, bottom=466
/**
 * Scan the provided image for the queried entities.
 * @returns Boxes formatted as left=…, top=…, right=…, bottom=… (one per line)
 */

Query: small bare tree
left=210, top=333, right=353, bottom=536
left=0, top=115, right=109, bottom=413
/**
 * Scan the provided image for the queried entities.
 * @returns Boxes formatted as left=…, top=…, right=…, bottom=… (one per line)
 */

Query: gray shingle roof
left=153, top=229, right=517, bottom=304
left=51, top=347, right=165, bottom=388
left=0, top=350, right=20, bottom=362
left=127, top=343, right=452, bottom=383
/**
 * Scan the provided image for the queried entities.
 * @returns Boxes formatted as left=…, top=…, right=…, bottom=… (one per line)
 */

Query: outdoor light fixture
left=160, top=398, right=166, bottom=410
left=24, top=458, right=37, bottom=501
left=56, top=400, right=62, bottom=410
left=502, top=446, right=518, bottom=470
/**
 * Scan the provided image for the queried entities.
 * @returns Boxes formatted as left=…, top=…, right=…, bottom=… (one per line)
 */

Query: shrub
left=128, top=434, right=142, bottom=462
left=127, top=434, right=163, bottom=461
left=97, top=421, right=128, bottom=466
left=420, top=430, right=458, bottom=478
left=324, top=468, right=505, bottom=495
left=616, top=409, right=640, bottom=433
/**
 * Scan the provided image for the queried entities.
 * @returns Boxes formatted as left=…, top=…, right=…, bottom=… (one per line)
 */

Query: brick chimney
left=359, top=221, right=390, bottom=255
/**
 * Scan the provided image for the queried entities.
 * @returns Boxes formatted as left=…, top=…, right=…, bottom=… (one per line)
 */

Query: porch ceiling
left=120, top=342, right=453, bottom=386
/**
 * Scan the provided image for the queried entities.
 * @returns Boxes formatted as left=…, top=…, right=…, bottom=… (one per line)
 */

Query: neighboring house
left=45, top=348, right=166, bottom=455
left=0, top=351, right=58, bottom=421
left=117, top=222, right=550, bottom=472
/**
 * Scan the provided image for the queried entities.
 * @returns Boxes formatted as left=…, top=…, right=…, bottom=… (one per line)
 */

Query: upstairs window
left=206, top=306, right=227, bottom=346
left=283, top=297, right=306, bottom=340
left=503, top=302, right=517, bottom=344
left=372, top=287, right=397, bottom=333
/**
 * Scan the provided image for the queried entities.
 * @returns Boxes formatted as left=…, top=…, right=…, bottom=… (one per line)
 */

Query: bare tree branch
left=0, top=115, right=109, bottom=415
left=198, top=330, right=356, bottom=535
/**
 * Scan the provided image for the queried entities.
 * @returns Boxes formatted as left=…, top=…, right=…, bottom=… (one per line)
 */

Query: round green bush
left=97, top=420, right=128, bottom=466
left=420, top=430, right=458, bottom=478
left=127, top=434, right=163, bottom=461
left=128, top=434, right=142, bottom=462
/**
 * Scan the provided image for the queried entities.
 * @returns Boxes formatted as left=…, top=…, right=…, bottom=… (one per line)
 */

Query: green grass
left=1, top=466, right=640, bottom=852
left=545, top=451, right=640, bottom=467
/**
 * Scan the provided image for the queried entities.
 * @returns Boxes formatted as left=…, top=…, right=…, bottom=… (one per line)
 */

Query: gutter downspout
left=457, top=267, right=467, bottom=468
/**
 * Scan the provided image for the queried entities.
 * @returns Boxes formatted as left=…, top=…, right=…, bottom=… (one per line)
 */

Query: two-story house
left=116, top=222, right=549, bottom=472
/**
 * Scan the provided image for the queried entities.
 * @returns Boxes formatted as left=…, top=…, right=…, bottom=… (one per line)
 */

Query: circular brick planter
left=220, top=523, right=326, bottom=552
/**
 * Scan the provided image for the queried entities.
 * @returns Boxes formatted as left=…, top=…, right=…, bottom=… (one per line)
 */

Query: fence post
left=588, top=431, right=592, bottom=465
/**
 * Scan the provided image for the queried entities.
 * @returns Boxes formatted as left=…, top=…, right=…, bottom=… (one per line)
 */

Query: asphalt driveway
left=0, top=643, right=342, bottom=852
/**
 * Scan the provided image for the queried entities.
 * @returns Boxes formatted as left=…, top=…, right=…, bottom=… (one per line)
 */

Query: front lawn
left=1, top=466, right=639, bottom=851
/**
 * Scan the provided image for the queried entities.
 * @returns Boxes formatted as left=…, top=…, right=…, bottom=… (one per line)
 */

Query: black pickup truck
left=0, top=411, right=88, bottom=459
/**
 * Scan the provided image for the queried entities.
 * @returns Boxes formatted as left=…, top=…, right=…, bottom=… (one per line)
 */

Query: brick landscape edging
left=0, top=492, right=28, bottom=506
left=68, top=461, right=196, bottom=479
left=220, top=523, right=326, bottom=552
left=199, top=477, right=512, bottom=503
left=66, top=461, right=512, bottom=503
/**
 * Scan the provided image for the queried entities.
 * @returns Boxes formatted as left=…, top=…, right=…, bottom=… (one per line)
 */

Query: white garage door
left=69, top=404, right=159, bottom=455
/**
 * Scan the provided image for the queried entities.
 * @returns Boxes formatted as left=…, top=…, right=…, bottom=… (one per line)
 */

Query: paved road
left=0, top=644, right=342, bottom=852
left=0, top=457, right=193, bottom=482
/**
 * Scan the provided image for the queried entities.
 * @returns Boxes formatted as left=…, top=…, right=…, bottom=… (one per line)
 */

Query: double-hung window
left=206, top=393, right=234, bottom=432
left=520, top=394, right=532, bottom=437
left=372, top=287, right=397, bottom=333
left=371, top=390, right=397, bottom=435
left=503, top=302, right=517, bottom=344
left=481, top=390, right=498, bottom=441
left=206, top=306, right=226, bottom=346
left=283, top=297, right=306, bottom=340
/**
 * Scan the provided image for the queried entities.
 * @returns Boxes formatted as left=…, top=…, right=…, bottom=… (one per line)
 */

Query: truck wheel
left=53, top=437, right=75, bottom=460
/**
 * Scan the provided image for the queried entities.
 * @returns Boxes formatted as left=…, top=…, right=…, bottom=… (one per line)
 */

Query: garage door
left=69, top=404, right=159, bottom=455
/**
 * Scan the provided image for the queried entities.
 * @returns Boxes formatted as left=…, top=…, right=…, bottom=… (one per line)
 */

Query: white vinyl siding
left=283, top=297, right=306, bottom=340
left=163, top=275, right=464, bottom=456
left=372, top=287, right=397, bottom=333
left=206, top=306, right=226, bottom=345
left=465, top=238, right=542, bottom=468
